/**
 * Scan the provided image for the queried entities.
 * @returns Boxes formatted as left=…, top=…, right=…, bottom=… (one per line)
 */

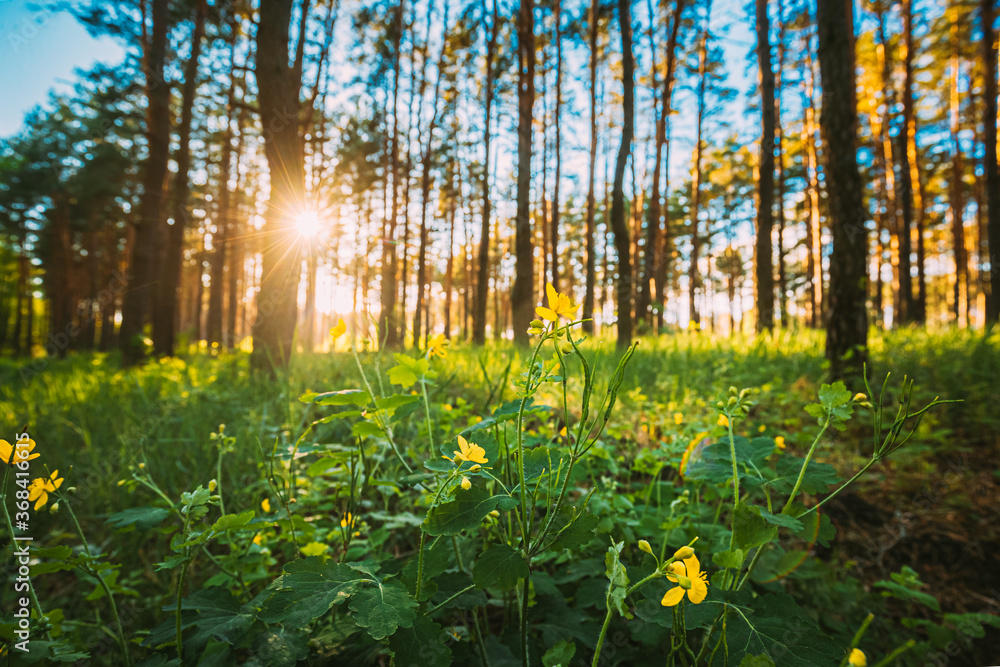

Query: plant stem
left=781, top=414, right=832, bottom=514
left=61, top=493, right=131, bottom=666
left=591, top=606, right=614, bottom=667
left=799, top=459, right=876, bottom=518
left=176, top=556, right=190, bottom=662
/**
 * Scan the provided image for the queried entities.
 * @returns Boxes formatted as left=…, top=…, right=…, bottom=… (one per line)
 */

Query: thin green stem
left=591, top=606, right=615, bottom=667
left=799, top=459, right=877, bottom=518
left=781, top=415, right=832, bottom=514
left=60, top=492, right=131, bottom=666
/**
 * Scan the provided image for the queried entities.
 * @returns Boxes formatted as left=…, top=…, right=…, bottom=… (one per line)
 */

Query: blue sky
left=0, top=0, right=124, bottom=136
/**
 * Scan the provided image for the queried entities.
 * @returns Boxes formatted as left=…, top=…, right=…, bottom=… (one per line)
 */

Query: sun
left=293, top=210, right=322, bottom=238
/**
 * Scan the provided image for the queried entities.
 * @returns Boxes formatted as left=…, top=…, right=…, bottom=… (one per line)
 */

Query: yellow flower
left=673, top=413, right=683, bottom=425
left=27, top=471, right=64, bottom=510
left=253, top=533, right=263, bottom=545
left=427, top=334, right=449, bottom=358
left=661, top=553, right=709, bottom=606
left=442, top=435, right=488, bottom=466
left=758, top=424, right=766, bottom=433
left=775, top=436, right=786, bottom=450
left=461, top=477, right=471, bottom=490
left=535, top=283, right=578, bottom=322
left=0, top=438, right=39, bottom=465
left=717, top=414, right=729, bottom=427
left=341, top=513, right=355, bottom=529
left=330, top=318, right=347, bottom=341
left=261, top=498, right=271, bottom=513
left=848, top=648, right=866, bottom=667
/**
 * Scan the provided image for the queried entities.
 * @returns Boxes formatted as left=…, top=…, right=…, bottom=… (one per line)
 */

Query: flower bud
left=461, top=477, right=471, bottom=490
left=489, top=510, right=500, bottom=518
left=638, top=540, right=653, bottom=555
left=560, top=342, right=574, bottom=355
left=208, top=479, right=218, bottom=493
left=853, top=393, right=867, bottom=403
left=739, top=388, right=751, bottom=399
left=531, top=319, right=545, bottom=329
left=469, top=464, right=482, bottom=472
left=673, top=546, right=694, bottom=560
left=848, top=648, right=867, bottom=667
left=675, top=574, right=693, bottom=590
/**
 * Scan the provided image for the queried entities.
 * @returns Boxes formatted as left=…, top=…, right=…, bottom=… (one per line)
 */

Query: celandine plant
left=3, top=286, right=968, bottom=666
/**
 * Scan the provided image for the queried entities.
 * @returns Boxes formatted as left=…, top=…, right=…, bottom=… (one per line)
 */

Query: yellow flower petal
left=536, top=306, right=559, bottom=322
left=330, top=318, right=347, bottom=341
left=848, top=648, right=866, bottom=667
left=661, top=586, right=685, bottom=607
left=261, top=498, right=271, bottom=513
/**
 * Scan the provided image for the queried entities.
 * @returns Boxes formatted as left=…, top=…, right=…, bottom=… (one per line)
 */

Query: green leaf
left=352, top=421, right=383, bottom=438
left=722, top=592, right=841, bottom=666
left=375, top=393, right=420, bottom=416
left=739, top=656, right=776, bottom=667
left=251, top=627, right=309, bottom=667
left=314, top=389, right=372, bottom=406
left=773, top=458, right=839, bottom=495
left=604, top=541, right=632, bottom=619
left=758, top=509, right=803, bottom=532
left=258, top=558, right=362, bottom=625
left=389, top=616, right=452, bottom=667
left=211, top=510, right=255, bottom=532
left=712, top=549, right=745, bottom=569
left=873, top=580, right=940, bottom=611
left=548, top=508, right=600, bottom=551
left=347, top=580, right=418, bottom=640
left=423, top=486, right=513, bottom=536
left=106, top=507, right=171, bottom=531
left=542, top=640, right=577, bottom=667
left=181, top=587, right=257, bottom=648
left=732, top=503, right=778, bottom=551
left=388, top=355, right=433, bottom=387
left=473, top=544, right=528, bottom=590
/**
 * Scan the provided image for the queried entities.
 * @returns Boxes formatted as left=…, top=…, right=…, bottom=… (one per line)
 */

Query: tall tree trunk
left=120, top=0, right=170, bottom=366
left=896, top=0, right=917, bottom=324
left=874, top=8, right=898, bottom=329
left=610, top=0, right=634, bottom=347
left=689, top=20, right=709, bottom=328
left=818, top=0, right=867, bottom=379
left=379, top=1, right=405, bottom=349
left=155, top=0, right=206, bottom=356
left=551, top=0, right=563, bottom=292
left=512, top=0, right=537, bottom=345
left=583, top=0, right=599, bottom=334
left=804, top=39, right=824, bottom=327
left=949, top=3, right=968, bottom=326
left=414, top=0, right=450, bottom=346
left=207, top=13, right=237, bottom=348
left=775, top=0, right=788, bottom=327
left=444, top=167, right=456, bottom=336
left=474, top=0, right=499, bottom=344
left=226, top=97, right=248, bottom=349
left=985, top=0, right=1000, bottom=323
left=642, top=0, right=686, bottom=328
left=755, top=0, right=775, bottom=332
left=251, top=0, right=306, bottom=373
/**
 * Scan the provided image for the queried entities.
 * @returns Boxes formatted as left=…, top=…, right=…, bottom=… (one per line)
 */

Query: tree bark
left=512, top=0, right=537, bottom=345
left=949, top=2, right=968, bottom=326
left=154, top=0, right=206, bottom=357
left=583, top=0, right=599, bottom=334
left=985, top=0, right=1000, bottom=322
left=379, top=1, right=405, bottom=349
left=120, top=0, right=170, bottom=366
left=250, top=0, right=306, bottom=374
left=414, top=0, right=450, bottom=346
left=688, top=21, right=709, bottom=328
left=551, top=0, right=563, bottom=292
left=803, top=39, right=824, bottom=327
left=474, top=0, right=499, bottom=344
left=754, top=0, right=775, bottom=332
left=818, top=0, right=867, bottom=380
left=610, top=0, right=634, bottom=347
left=895, top=0, right=917, bottom=324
